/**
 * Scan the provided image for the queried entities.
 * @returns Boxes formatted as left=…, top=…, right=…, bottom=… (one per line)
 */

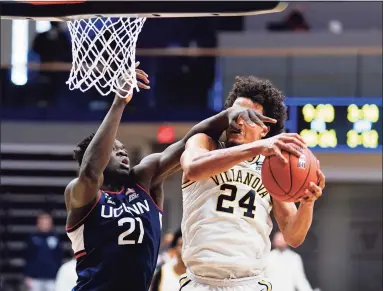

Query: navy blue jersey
left=66, top=184, right=163, bottom=291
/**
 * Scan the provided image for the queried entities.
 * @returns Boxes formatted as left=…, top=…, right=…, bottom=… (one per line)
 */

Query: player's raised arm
left=65, top=64, right=150, bottom=209
left=181, top=132, right=307, bottom=182
left=146, top=107, right=277, bottom=185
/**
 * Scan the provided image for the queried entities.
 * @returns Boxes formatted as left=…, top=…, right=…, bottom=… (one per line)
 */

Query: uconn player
left=65, top=67, right=276, bottom=291
left=180, top=76, right=326, bottom=291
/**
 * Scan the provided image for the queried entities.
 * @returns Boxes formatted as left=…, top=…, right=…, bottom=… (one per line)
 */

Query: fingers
left=243, top=110, right=276, bottom=129
left=248, top=111, right=265, bottom=129
left=271, top=145, right=287, bottom=164
left=240, top=113, right=257, bottom=128
left=136, top=72, right=150, bottom=85
left=257, top=114, right=277, bottom=124
left=300, top=182, right=323, bottom=203
left=229, top=120, right=241, bottom=131
left=299, top=161, right=325, bottom=203
left=280, top=133, right=306, bottom=145
left=306, top=183, right=322, bottom=200
left=134, top=62, right=150, bottom=88
left=307, top=182, right=322, bottom=196
left=137, top=81, right=150, bottom=90
left=275, top=141, right=302, bottom=158
left=278, top=133, right=307, bottom=149
left=317, top=165, right=325, bottom=189
left=136, top=69, right=148, bottom=78
left=230, top=108, right=276, bottom=130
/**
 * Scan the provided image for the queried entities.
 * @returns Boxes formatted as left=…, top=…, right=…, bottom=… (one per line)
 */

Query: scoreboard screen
left=285, top=98, right=382, bottom=153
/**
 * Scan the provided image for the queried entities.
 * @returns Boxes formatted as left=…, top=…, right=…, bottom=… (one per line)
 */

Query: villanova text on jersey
left=67, top=184, right=163, bottom=291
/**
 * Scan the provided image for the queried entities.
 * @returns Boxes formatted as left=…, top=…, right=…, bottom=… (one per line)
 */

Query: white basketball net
left=66, top=17, right=147, bottom=98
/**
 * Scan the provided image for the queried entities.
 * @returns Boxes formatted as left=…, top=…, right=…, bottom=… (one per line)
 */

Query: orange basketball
left=261, top=145, right=319, bottom=202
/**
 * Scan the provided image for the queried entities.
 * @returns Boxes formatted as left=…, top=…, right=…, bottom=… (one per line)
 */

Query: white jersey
left=181, top=151, right=273, bottom=280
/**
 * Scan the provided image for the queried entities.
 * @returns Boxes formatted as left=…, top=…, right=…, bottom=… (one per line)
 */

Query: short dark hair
left=73, top=133, right=95, bottom=166
left=170, top=228, right=182, bottom=248
left=224, top=76, right=287, bottom=138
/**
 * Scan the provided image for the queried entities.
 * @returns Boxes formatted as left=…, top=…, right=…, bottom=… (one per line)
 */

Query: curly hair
left=224, top=76, right=287, bottom=138
left=73, top=133, right=95, bottom=166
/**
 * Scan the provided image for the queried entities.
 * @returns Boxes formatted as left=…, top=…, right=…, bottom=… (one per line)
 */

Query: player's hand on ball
left=256, top=133, right=307, bottom=164
left=300, top=160, right=325, bottom=204
left=227, top=107, right=277, bottom=131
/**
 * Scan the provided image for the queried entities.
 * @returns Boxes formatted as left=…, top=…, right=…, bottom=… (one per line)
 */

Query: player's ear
left=260, top=126, right=270, bottom=138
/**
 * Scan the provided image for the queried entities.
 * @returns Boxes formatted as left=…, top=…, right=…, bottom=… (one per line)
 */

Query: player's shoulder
left=130, top=153, right=162, bottom=187
left=132, top=153, right=162, bottom=176
left=64, top=178, right=79, bottom=196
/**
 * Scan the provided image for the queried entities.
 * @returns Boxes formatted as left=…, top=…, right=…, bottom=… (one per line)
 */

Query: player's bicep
left=272, top=199, right=297, bottom=233
left=65, top=175, right=102, bottom=210
left=180, top=133, right=214, bottom=169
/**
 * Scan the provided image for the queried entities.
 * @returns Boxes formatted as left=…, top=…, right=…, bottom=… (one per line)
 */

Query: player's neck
left=102, top=172, right=130, bottom=191
left=101, top=183, right=124, bottom=193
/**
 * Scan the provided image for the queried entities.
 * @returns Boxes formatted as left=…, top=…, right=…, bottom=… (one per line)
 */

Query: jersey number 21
left=118, top=217, right=144, bottom=245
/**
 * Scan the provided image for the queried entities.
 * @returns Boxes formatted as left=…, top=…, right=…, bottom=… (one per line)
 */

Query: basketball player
left=65, top=67, right=280, bottom=291
left=180, top=76, right=326, bottom=291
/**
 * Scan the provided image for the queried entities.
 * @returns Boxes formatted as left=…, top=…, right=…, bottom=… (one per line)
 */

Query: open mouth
left=122, top=158, right=129, bottom=165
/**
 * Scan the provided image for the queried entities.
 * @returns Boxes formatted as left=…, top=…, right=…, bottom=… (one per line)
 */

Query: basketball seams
left=267, top=156, right=288, bottom=197
left=289, top=150, right=313, bottom=200
left=263, top=147, right=318, bottom=203
left=287, top=152, right=293, bottom=193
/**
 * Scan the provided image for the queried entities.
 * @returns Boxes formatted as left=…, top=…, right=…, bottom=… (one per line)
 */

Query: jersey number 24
left=216, top=184, right=256, bottom=218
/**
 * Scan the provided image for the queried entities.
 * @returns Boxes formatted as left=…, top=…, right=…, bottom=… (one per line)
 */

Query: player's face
left=105, top=140, right=131, bottom=175
left=226, top=97, right=267, bottom=146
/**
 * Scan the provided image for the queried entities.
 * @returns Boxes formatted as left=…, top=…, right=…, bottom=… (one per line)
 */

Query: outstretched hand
left=227, top=107, right=277, bottom=132
left=116, top=62, right=150, bottom=103
left=299, top=160, right=326, bottom=204
left=135, top=62, right=150, bottom=90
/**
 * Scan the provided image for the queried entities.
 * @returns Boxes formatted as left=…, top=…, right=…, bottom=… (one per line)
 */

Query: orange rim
left=25, top=1, right=85, bottom=5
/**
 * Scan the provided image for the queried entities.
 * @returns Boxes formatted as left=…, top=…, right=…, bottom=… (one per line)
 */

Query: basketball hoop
left=66, top=17, right=146, bottom=98
left=2, top=1, right=287, bottom=98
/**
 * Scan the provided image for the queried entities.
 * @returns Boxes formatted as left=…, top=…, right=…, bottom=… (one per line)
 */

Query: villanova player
left=179, top=76, right=326, bottom=291
left=65, top=66, right=277, bottom=291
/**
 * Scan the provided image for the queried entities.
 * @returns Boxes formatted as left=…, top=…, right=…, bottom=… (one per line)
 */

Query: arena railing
left=0, top=46, right=382, bottom=122
left=1, top=46, right=382, bottom=71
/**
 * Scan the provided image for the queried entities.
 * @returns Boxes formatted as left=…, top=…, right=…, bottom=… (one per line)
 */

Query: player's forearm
left=80, top=98, right=126, bottom=180
left=183, top=142, right=260, bottom=181
left=154, top=109, right=236, bottom=182
left=283, top=202, right=314, bottom=247
left=183, top=109, right=231, bottom=142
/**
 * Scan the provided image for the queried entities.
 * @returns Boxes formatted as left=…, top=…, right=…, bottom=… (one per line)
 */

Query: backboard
left=0, top=1, right=287, bottom=21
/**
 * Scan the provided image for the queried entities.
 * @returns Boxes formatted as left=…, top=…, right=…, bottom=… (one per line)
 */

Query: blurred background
left=0, top=1, right=383, bottom=291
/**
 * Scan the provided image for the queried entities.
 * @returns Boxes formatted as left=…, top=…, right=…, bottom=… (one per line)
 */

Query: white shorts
left=179, top=272, right=272, bottom=291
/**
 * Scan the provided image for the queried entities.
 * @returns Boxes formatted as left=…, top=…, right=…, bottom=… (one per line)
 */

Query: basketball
left=261, top=145, right=319, bottom=202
